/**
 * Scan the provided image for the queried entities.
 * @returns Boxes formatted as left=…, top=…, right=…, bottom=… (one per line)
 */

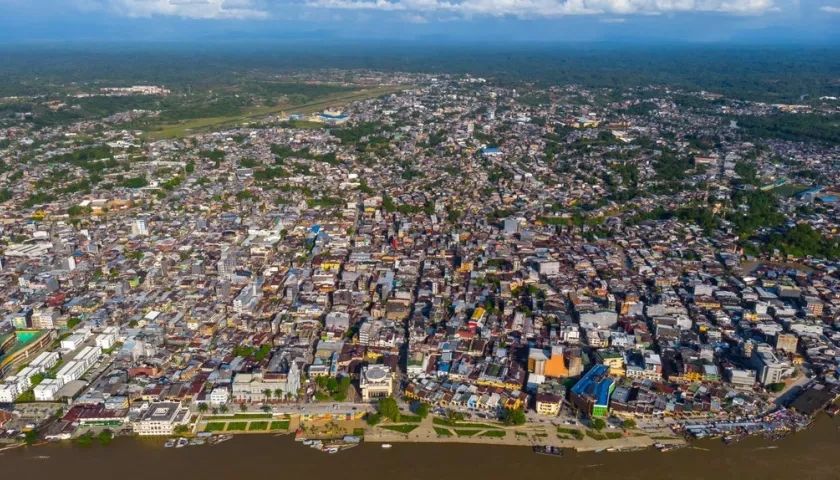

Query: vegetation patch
left=204, top=422, right=227, bottom=432
left=479, top=430, right=506, bottom=438
left=225, top=422, right=248, bottom=431
left=433, top=427, right=452, bottom=436
left=585, top=430, right=623, bottom=441
left=248, top=422, right=270, bottom=431
left=557, top=427, right=585, bottom=440
left=432, top=418, right=502, bottom=429
left=270, top=421, right=291, bottom=430
left=379, top=424, right=418, bottom=434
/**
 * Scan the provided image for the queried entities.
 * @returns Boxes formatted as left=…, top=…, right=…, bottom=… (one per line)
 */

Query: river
left=5, top=415, right=840, bottom=480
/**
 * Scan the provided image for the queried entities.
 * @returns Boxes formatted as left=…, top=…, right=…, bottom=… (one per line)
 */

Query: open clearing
left=145, top=85, right=410, bottom=139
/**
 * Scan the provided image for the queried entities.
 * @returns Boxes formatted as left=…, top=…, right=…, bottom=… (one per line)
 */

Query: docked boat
left=327, top=447, right=339, bottom=454
left=164, top=439, right=176, bottom=448
left=381, top=444, right=392, bottom=449
left=175, top=438, right=188, bottom=448
left=533, top=446, right=563, bottom=457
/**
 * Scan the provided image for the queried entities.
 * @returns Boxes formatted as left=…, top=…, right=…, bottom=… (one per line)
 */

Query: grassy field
left=204, top=422, right=227, bottom=432
left=226, top=422, right=249, bottom=431
left=205, top=414, right=273, bottom=420
left=380, top=425, right=419, bottom=434
left=270, top=420, right=290, bottom=430
left=771, top=183, right=810, bottom=197
left=145, top=85, right=410, bottom=139
left=585, top=430, right=624, bottom=441
left=432, top=418, right=503, bottom=429
left=248, top=422, right=270, bottom=431
left=479, top=430, right=506, bottom=438
left=397, top=415, right=422, bottom=423
left=433, top=427, right=453, bottom=436
left=454, top=429, right=480, bottom=437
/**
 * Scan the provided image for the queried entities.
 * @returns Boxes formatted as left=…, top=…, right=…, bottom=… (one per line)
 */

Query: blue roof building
left=570, top=364, right=615, bottom=417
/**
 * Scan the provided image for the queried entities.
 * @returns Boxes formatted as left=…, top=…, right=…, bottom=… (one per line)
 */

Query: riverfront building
left=570, top=365, right=615, bottom=418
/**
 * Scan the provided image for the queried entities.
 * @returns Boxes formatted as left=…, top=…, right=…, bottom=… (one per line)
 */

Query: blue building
left=570, top=364, right=615, bottom=417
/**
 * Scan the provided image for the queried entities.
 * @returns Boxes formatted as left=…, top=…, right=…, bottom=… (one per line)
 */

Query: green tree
left=377, top=397, right=401, bottom=422
left=590, top=418, right=607, bottom=431
left=502, top=408, right=527, bottom=426
left=416, top=403, right=430, bottom=419
left=622, top=418, right=637, bottom=430
left=366, top=413, right=382, bottom=425
left=263, top=389, right=272, bottom=401
left=274, top=389, right=284, bottom=401
left=220, top=405, right=229, bottom=414
left=768, top=382, right=786, bottom=393
left=198, top=403, right=209, bottom=414
left=239, top=403, right=248, bottom=412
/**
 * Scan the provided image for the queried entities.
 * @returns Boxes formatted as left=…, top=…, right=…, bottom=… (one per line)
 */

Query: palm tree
left=261, top=405, right=271, bottom=414
left=198, top=403, right=209, bottom=414
left=263, top=389, right=272, bottom=402
left=240, top=403, right=248, bottom=412
left=212, top=407, right=219, bottom=415
left=220, top=405, right=229, bottom=414
left=274, top=389, right=284, bottom=402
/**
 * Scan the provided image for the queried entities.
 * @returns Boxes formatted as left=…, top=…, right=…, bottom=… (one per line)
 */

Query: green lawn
left=585, top=430, right=623, bottom=441
left=269, top=421, right=290, bottom=430
left=557, top=427, right=585, bottom=440
left=432, top=418, right=503, bottom=429
left=433, top=427, right=452, bottom=436
left=515, top=431, right=528, bottom=437
left=205, top=414, right=273, bottom=420
left=248, top=422, right=270, bottom=431
left=380, top=425, right=418, bottom=434
left=353, top=428, right=366, bottom=437
left=454, top=429, right=480, bottom=437
left=204, top=423, right=226, bottom=432
left=226, top=422, right=248, bottom=431
left=398, top=415, right=422, bottom=423
left=479, top=430, right=506, bottom=438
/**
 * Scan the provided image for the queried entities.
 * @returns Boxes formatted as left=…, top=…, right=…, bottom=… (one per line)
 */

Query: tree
left=590, top=418, right=607, bottom=431
left=220, top=405, right=229, bottom=414
left=445, top=409, right=465, bottom=424
left=274, top=389, right=284, bottom=401
left=263, top=389, right=273, bottom=401
left=198, top=403, right=209, bottom=414
left=173, top=425, right=189, bottom=435
left=366, top=413, right=382, bottom=426
left=622, top=418, right=637, bottom=430
left=416, top=403, right=430, bottom=419
left=261, top=405, right=272, bottom=413
left=768, top=382, right=786, bottom=393
left=239, top=403, right=248, bottom=412
left=212, top=407, right=219, bottom=415
left=502, top=408, right=527, bottom=426
left=377, top=396, right=401, bottom=422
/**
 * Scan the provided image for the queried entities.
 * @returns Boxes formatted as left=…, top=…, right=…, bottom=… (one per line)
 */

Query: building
left=33, top=378, right=65, bottom=401
left=209, top=387, right=230, bottom=406
left=570, top=364, right=614, bottom=418
left=360, top=365, right=393, bottom=401
left=131, top=218, right=148, bottom=236
left=751, top=345, right=794, bottom=386
left=776, top=333, right=798, bottom=353
left=133, top=402, right=190, bottom=436
left=232, top=363, right=301, bottom=403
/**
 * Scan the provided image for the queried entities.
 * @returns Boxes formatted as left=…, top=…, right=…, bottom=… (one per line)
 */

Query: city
left=1, top=58, right=840, bottom=466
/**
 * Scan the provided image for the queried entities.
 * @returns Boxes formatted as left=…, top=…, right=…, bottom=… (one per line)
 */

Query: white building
left=33, top=378, right=65, bottom=401
left=95, top=333, right=116, bottom=350
left=133, top=402, right=190, bottom=436
left=29, top=351, right=60, bottom=371
left=60, top=333, right=86, bottom=352
left=0, top=383, right=19, bottom=402
left=132, top=218, right=148, bottom=236
left=209, top=388, right=230, bottom=406
left=360, top=365, right=393, bottom=401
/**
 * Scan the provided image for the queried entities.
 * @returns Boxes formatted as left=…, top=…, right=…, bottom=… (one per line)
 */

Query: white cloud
left=110, top=0, right=269, bottom=18
left=304, top=0, right=777, bottom=16
left=819, top=5, right=840, bottom=12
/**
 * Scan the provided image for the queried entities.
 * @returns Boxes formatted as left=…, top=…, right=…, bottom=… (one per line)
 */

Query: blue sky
left=0, top=0, right=838, bottom=43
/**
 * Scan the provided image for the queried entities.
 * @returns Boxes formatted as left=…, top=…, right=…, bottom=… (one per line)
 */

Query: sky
left=0, top=0, right=838, bottom=43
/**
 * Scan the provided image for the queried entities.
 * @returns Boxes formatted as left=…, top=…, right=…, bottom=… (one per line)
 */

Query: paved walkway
left=364, top=416, right=684, bottom=452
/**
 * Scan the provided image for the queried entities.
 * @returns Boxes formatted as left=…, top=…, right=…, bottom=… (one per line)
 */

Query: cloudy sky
left=0, top=0, right=838, bottom=42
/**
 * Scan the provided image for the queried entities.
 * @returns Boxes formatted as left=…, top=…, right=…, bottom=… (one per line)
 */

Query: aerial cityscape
left=1, top=38, right=840, bottom=479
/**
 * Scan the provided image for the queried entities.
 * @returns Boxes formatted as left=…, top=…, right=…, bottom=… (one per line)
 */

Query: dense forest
left=0, top=45, right=838, bottom=102
left=735, top=114, right=840, bottom=145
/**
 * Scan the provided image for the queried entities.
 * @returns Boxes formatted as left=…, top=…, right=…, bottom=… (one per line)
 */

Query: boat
left=302, top=440, right=314, bottom=446
left=381, top=444, right=392, bottom=449
left=164, top=439, right=176, bottom=448
left=175, top=438, right=188, bottom=448
left=533, top=446, right=563, bottom=457
left=326, top=447, right=339, bottom=454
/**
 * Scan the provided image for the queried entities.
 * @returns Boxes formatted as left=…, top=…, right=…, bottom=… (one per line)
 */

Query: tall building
left=218, top=247, right=237, bottom=280
left=360, top=365, right=394, bottom=401
left=131, top=218, right=147, bottom=236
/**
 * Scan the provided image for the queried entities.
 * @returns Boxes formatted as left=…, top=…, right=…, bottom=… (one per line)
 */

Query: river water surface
left=5, top=415, right=840, bottom=480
